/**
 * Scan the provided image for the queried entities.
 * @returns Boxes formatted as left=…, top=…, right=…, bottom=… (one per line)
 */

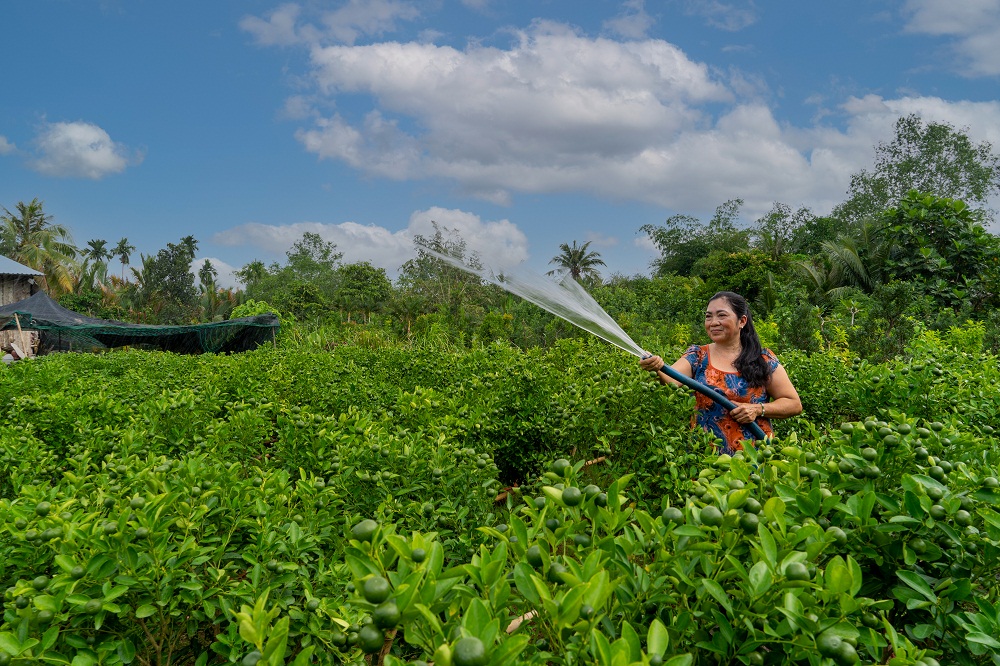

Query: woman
left=639, top=291, right=802, bottom=453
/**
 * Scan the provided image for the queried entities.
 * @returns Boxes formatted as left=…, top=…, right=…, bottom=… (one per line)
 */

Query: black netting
left=0, top=292, right=278, bottom=354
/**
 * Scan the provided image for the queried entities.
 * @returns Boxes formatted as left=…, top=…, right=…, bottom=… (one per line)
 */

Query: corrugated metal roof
left=0, top=255, right=43, bottom=276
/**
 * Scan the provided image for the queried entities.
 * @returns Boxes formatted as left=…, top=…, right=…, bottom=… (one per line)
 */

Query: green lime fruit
left=358, top=625, right=385, bottom=654
left=662, top=507, right=683, bottom=524
left=411, top=548, right=427, bottom=563
left=744, top=498, right=762, bottom=514
left=547, top=562, right=567, bottom=584
left=526, top=545, right=543, bottom=568
left=930, top=504, right=946, bottom=520
left=34, top=501, right=51, bottom=517
left=840, top=423, right=854, bottom=435
left=453, top=637, right=488, bottom=666
left=362, top=576, right=391, bottom=604
left=739, top=512, right=759, bottom=534
left=930, top=422, right=944, bottom=432
left=533, top=496, right=546, bottom=509
left=130, top=497, right=146, bottom=509
left=955, top=510, right=972, bottom=526
left=748, top=652, right=765, bottom=666
left=31, top=575, right=49, bottom=591
left=583, top=484, right=602, bottom=498
left=561, top=487, right=583, bottom=507
left=983, top=477, right=1000, bottom=489
left=826, top=526, right=848, bottom=546
left=135, top=527, right=149, bottom=539
left=861, top=448, right=878, bottom=462
left=927, top=486, right=945, bottom=501
left=70, top=565, right=86, bottom=580
left=351, top=519, right=379, bottom=542
left=84, top=599, right=103, bottom=615
left=551, top=459, right=571, bottom=476
left=833, top=640, right=859, bottom=665
left=373, top=601, right=401, bottom=629
left=36, top=609, right=54, bottom=624
left=701, top=505, right=724, bottom=527
left=785, top=562, right=810, bottom=582
left=306, top=598, right=321, bottom=611
left=594, top=493, right=608, bottom=507
left=817, top=631, right=843, bottom=657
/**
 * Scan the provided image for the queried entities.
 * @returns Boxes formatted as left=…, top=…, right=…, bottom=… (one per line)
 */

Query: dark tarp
left=0, top=292, right=278, bottom=354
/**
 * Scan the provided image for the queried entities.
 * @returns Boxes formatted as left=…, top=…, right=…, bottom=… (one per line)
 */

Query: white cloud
left=673, top=0, right=758, bottom=32
left=252, top=12, right=1000, bottom=221
left=297, top=22, right=731, bottom=202
left=903, top=0, right=1000, bottom=76
left=193, top=257, right=240, bottom=290
left=584, top=232, right=619, bottom=248
left=241, top=0, right=421, bottom=46
left=604, top=0, right=656, bottom=39
left=212, top=206, right=529, bottom=277
left=0, top=136, right=14, bottom=155
left=29, top=121, right=139, bottom=179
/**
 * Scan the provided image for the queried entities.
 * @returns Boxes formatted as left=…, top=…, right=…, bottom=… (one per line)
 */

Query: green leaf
left=968, top=632, right=1000, bottom=648
left=897, top=571, right=937, bottom=603
left=620, top=622, right=642, bottom=663
left=749, top=561, right=772, bottom=597
left=135, top=604, right=157, bottom=619
left=664, top=656, right=694, bottom=666
left=701, top=579, right=733, bottom=615
left=824, top=556, right=852, bottom=596
left=647, top=618, right=669, bottom=656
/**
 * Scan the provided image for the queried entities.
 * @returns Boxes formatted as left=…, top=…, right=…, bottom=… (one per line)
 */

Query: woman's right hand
left=639, top=354, right=664, bottom=372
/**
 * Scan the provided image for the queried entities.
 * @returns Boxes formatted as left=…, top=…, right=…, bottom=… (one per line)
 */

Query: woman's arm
left=639, top=354, right=694, bottom=387
left=761, top=364, right=803, bottom=419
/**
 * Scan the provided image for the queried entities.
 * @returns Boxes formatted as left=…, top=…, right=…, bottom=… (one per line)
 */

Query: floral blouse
left=683, top=344, right=780, bottom=454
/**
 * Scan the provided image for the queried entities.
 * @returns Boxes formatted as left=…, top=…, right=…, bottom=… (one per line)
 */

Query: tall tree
left=134, top=237, right=200, bottom=323
left=546, top=240, right=606, bottom=284
left=0, top=198, right=77, bottom=294
left=113, top=237, right=135, bottom=279
left=335, top=261, right=392, bottom=323
left=641, top=199, right=749, bottom=277
left=835, top=114, right=1000, bottom=225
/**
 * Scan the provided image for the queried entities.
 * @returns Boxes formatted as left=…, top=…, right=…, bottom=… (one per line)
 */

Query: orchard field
left=2, top=327, right=1000, bottom=666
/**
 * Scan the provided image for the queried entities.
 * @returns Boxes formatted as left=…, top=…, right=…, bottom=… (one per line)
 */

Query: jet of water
left=425, top=248, right=645, bottom=357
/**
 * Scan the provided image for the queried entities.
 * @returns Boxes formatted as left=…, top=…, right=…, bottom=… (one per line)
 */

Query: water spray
left=426, top=248, right=767, bottom=441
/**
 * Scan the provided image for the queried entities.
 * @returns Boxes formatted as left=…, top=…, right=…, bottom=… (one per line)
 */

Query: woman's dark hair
left=708, top=291, right=771, bottom=388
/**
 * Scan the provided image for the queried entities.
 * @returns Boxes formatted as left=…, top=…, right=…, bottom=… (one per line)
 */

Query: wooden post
left=13, top=313, right=29, bottom=358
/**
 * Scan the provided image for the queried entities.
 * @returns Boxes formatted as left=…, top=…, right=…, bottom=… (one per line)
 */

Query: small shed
left=0, top=255, right=43, bottom=306
left=0, top=256, right=44, bottom=357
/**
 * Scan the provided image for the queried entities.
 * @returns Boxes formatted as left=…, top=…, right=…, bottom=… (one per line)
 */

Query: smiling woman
left=639, top=291, right=802, bottom=453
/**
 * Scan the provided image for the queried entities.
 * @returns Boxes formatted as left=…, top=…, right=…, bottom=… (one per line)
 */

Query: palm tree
left=113, top=237, right=135, bottom=280
left=547, top=240, right=606, bottom=284
left=0, top=198, right=77, bottom=294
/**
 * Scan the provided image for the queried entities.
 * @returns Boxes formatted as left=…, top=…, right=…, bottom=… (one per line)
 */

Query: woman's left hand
left=730, top=402, right=762, bottom=424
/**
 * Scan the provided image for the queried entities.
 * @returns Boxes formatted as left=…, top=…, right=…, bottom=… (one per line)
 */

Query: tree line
left=3, top=114, right=1000, bottom=361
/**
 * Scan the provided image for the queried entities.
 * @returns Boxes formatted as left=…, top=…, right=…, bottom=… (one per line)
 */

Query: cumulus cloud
left=247, top=8, right=1000, bottom=221
left=212, top=206, right=529, bottom=276
left=0, top=136, right=15, bottom=155
left=29, top=121, right=140, bottom=179
left=241, top=0, right=421, bottom=46
left=903, top=0, right=1000, bottom=76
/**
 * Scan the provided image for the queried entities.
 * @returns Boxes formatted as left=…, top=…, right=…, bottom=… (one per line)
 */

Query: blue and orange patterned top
left=683, top=344, right=780, bottom=454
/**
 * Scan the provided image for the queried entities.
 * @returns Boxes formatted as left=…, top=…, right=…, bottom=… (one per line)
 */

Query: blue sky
left=3, top=0, right=1000, bottom=287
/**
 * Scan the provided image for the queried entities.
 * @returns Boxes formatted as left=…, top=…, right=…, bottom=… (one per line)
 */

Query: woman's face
left=704, top=298, right=746, bottom=344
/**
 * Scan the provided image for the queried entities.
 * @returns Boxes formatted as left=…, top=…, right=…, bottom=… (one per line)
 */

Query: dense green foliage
left=1, top=330, right=1000, bottom=664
